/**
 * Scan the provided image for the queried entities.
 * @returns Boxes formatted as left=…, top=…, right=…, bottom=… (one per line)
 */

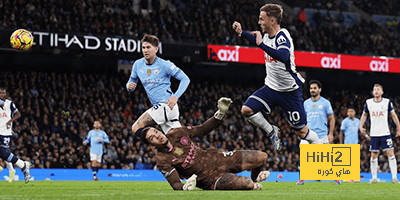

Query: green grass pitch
left=1, top=181, right=400, bottom=200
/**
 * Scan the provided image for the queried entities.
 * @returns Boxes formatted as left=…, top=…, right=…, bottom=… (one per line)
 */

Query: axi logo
left=208, top=46, right=239, bottom=62
left=321, top=55, right=341, bottom=69
left=370, top=59, right=389, bottom=72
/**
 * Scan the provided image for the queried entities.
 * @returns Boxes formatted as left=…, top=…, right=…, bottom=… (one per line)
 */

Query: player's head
left=93, top=120, right=101, bottom=129
left=259, top=4, right=283, bottom=33
left=347, top=107, right=356, bottom=118
left=309, top=80, right=322, bottom=98
left=141, top=34, right=159, bottom=61
left=372, top=84, right=383, bottom=98
left=0, top=86, right=6, bottom=100
left=140, top=127, right=168, bottom=147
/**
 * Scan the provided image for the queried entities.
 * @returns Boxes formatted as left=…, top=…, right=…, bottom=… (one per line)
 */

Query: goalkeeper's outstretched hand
left=214, top=97, right=233, bottom=120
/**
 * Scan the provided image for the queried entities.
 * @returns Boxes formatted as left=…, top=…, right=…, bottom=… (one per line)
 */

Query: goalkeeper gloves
left=214, top=97, right=233, bottom=120
left=183, top=174, right=197, bottom=191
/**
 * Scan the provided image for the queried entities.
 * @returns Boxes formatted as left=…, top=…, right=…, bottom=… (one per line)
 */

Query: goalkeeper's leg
left=214, top=173, right=261, bottom=190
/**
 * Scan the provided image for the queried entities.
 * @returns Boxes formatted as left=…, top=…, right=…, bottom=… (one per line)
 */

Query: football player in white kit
left=0, top=87, right=21, bottom=181
left=232, top=3, right=321, bottom=151
left=360, top=84, right=400, bottom=183
left=0, top=87, right=31, bottom=183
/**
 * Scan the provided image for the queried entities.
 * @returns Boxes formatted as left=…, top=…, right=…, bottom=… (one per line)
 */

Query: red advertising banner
left=207, top=44, right=400, bottom=73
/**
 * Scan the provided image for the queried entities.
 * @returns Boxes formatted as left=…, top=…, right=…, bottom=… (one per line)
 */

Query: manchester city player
left=232, top=3, right=321, bottom=152
left=340, top=107, right=360, bottom=145
left=297, top=80, right=339, bottom=185
left=126, top=34, right=190, bottom=135
left=83, top=121, right=110, bottom=181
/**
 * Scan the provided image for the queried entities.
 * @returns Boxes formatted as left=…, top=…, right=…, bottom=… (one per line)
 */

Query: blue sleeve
left=126, top=61, right=139, bottom=92
left=363, top=102, right=369, bottom=114
left=84, top=131, right=91, bottom=144
left=10, top=102, right=18, bottom=114
left=166, top=62, right=190, bottom=98
left=242, top=30, right=289, bottom=63
left=388, top=100, right=394, bottom=112
left=103, top=132, right=110, bottom=143
left=241, top=31, right=257, bottom=45
left=340, top=119, right=346, bottom=131
left=325, top=100, right=334, bottom=115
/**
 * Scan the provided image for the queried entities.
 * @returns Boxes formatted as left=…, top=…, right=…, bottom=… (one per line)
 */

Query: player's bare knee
left=241, top=106, right=254, bottom=116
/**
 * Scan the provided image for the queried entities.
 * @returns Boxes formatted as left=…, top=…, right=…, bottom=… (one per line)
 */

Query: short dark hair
left=0, top=86, right=6, bottom=91
left=141, top=34, right=159, bottom=47
left=309, top=80, right=322, bottom=89
left=139, top=127, right=151, bottom=145
left=260, top=4, right=283, bottom=24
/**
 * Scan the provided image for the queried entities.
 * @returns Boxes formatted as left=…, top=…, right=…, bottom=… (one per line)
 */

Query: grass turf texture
left=1, top=181, right=400, bottom=200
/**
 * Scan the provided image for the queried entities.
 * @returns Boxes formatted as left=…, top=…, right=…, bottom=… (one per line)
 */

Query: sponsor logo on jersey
left=321, top=55, right=341, bottom=69
left=371, top=111, right=384, bottom=117
left=0, top=113, right=7, bottom=118
left=370, top=59, right=388, bottom=72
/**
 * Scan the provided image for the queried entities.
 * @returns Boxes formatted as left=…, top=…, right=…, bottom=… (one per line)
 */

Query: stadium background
left=0, top=0, right=400, bottom=180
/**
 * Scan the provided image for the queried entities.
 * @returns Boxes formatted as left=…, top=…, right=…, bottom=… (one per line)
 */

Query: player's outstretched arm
left=189, top=97, right=232, bottom=138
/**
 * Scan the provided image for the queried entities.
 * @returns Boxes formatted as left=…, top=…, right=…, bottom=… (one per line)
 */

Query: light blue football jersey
left=304, top=96, right=334, bottom=138
left=84, top=130, right=110, bottom=155
left=126, top=57, right=190, bottom=106
left=340, top=117, right=360, bottom=144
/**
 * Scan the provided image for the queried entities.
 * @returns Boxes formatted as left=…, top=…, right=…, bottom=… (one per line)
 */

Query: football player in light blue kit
left=127, top=34, right=190, bottom=135
left=83, top=121, right=110, bottom=181
left=340, top=107, right=360, bottom=144
left=297, top=80, right=338, bottom=185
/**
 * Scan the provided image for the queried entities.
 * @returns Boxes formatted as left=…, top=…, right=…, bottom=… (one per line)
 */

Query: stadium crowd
left=1, top=0, right=400, bottom=57
left=0, top=71, right=399, bottom=174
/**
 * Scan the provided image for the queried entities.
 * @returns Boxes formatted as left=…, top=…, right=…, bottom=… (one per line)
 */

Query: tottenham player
left=140, top=98, right=270, bottom=190
left=126, top=34, right=190, bottom=136
left=232, top=4, right=321, bottom=150
left=340, top=107, right=360, bottom=144
left=360, top=84, right=400, bottom=183
left=297, top=80, right=339, bottom=185
left=83, top=121, right=110, bottom=181
left=0, top=88, right=30, bottom=183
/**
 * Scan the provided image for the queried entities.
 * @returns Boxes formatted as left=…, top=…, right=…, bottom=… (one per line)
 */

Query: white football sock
left=303, top=129, right=321, bottom=144
left=370, top=157, right=378, bottom=180
left=6, top=162, right=14, bottom=171
left=247, top=112, right=273, bottom=134
left=388, top=156, right=397, bottom=179
left=15, top=159, right=25, bottom=169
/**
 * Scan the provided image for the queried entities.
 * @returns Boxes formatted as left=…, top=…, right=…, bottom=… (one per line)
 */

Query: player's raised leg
left=239, top=151, right=269, bottom=182
left=0, top=146, right=30, bottom=183
left=214, top=173, right=261, bottom=190
left=241, top=86, right=281, bottom=151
